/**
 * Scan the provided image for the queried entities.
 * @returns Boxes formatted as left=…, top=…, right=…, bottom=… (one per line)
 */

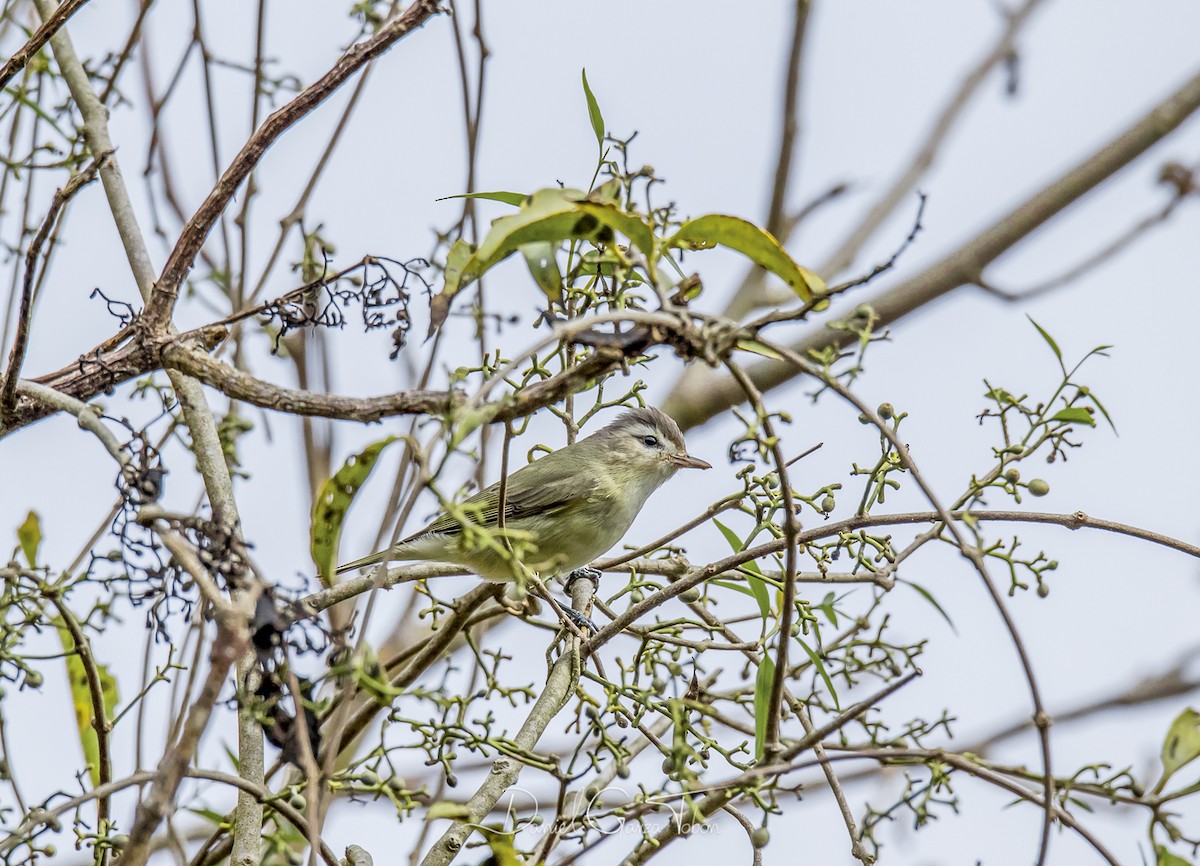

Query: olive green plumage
left=336, top=407, right=710, bottom=581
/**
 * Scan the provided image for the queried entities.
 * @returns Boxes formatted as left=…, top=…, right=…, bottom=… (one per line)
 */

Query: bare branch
left=143, top=0, right=443, bottom=331
left=666, top=64, right=1200, bottom=430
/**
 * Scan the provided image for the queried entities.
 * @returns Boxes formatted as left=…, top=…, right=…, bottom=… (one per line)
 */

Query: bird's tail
left=335, top=549, right=399, bottom=576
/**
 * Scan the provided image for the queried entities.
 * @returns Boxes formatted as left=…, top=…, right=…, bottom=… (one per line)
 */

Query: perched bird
left=336, top=407, right=711, bottom=582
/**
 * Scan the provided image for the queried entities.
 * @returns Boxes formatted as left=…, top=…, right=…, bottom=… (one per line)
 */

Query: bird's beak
left=671, top=453, right=712, bottom=470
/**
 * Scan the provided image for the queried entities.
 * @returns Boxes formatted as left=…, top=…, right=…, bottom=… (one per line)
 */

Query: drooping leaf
left=311, top=437, right=400, bottom=586
left=667, top=214, right=824, bottom=301
left=796, top=635, right=839, bottom=710
left=17, top=510, right=41, bottom=568
left=1156, top=707, right=1200, bottom=793
left=1085, top=388, right=1117, bottom=433
left=713, top=518, right=770, bottom=622
left=439, top=190, right=527, bottom=206
left=898, top=578, right=957, bottom=633
left=753, top=655, right=776, bottom=762
left=581, top=68, right=605, bottom=148
left=520, top=242, right=563, bottom=303
left=741, top=563, right=772, bottom=625
left=1049, top=407, right=1096, bottom=427
left=54, top=617, right=120, bottom=787
left=816, top=592, right=839, bottom=628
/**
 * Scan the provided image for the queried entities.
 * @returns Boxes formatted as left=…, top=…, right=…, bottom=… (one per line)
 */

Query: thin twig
left=0, top=158, right=104, bottom=418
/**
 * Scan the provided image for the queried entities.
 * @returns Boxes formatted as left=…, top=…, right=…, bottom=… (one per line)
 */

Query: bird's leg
left=559, top=606, right=599, bottom=634
left=528, top=574, right=598, bottom=636
left=560, top=566, right=603, bottom=633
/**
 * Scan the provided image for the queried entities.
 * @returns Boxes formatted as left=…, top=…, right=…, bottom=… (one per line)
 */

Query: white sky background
left=3, top=0, right=1200, bottom=863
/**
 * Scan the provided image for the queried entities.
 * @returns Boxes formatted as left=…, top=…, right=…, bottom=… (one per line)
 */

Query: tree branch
left=665, top=64, right=1200, bottom=431
left=143, top=0, right=443, bottom=331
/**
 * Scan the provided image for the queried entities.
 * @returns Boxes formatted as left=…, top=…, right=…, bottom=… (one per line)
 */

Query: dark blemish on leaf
left=572, top=214, right=599, bottom=236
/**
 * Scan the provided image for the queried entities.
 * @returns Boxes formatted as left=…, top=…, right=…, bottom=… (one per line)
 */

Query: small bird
left=336, top=407, right=711, bottom=582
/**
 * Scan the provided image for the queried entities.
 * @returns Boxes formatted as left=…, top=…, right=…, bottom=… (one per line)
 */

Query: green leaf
left=17, top=510, right=41, bottom=568
left=816, top=592, right=839, bottom=627
left=439, top=190, right=527, bottom=206
left=1156, top=707, right=1200, bottom=793
left=713, top=519, right=770, bottom=621
left=54, top=618, right=120, bottom=787
left=742, top=564, right=771, bottom=624
left=520, top=242, right=563, bottom=303
left=666, top=214, right=824, bottom=302
left=1157, top=846, right=1194, bottom=866
left=1049, top=407, right=1096, bottom=427
left=311, top=437, right=400, bottom=586
left=898, top=578, right=957, bottom=634
left=710, top=579, right=756, bottom=599
left=186, top=807, right=232, bottom=826
left=796, top=635, right=839, bottom=710
left=581, top=68, right=605, bottom=148
left=712, top=517, right=743, bottom=553
left=753, top=655, right=775, bottom=762
left=1086, top=388, right=1117, bottom=433
left=1027, top=316, right=1062, bottom=363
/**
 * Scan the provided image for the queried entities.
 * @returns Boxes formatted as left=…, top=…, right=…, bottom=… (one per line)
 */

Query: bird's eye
left=642, top=435, right=660, bottom=448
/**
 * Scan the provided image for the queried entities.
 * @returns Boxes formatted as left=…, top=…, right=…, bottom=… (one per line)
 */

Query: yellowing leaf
left=54, top=617, right=119, bottom=787
left=667, top=214, right=824, bottom=302
left=735, top=339, right=784, bottom=361
left=480, top=826, right=526, bottom=866
left=17, top=510, right=41, bottom=568
left=426, top=801, right=473, bottom=821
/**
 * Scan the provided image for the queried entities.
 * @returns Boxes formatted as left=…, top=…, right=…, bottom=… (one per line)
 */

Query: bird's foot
left=559, top=606, right=599, bottom=634
left=562, top=566, right=603, bottom=593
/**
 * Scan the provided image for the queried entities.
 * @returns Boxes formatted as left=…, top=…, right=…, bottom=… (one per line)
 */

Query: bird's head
left=591, top=406, right=712, bottom=482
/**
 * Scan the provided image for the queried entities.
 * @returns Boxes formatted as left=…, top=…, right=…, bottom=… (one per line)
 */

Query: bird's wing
left=404, top=454, right=589, bottom=541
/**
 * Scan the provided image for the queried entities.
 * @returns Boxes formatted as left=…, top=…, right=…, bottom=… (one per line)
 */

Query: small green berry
left=1027, top=478, right=1050, bottom=497
left=877, top=403, right=894, bottom=420
left=679, top=586, right=702, bottom=603
left=1004, top=468, right=1021, bottom=483
left=751, top=827, right=771, bottom=848
left=820, top=495, right=836, bottom=514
